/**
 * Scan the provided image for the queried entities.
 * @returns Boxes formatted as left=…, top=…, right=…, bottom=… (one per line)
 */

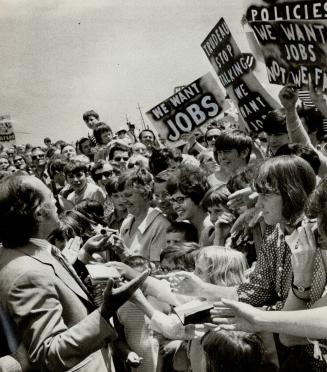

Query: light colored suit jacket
left=0, top=242, right=115, bottom=371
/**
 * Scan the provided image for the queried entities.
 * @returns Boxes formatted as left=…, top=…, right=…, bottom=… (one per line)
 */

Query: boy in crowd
left=64, top=160, right=106, bottom=206
left=208, top=130, right=253, bottom=187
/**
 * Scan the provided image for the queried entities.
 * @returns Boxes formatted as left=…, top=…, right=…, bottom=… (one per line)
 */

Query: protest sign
left=0, top=114, right=15, bottom=145
left=244, top=0, right=327, bottom=22
left=146, top=72, right=225, bottom=147
left=244, top=0, right=327, bottom=92
left=201, top=18, right=280, bottom=133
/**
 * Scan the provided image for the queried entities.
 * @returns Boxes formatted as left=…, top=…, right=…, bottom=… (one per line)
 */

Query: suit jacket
left=0, top=242, right=116, bottom=371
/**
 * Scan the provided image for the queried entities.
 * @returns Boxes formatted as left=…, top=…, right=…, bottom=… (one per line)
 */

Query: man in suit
left=0, top=175, right=147, bottom=371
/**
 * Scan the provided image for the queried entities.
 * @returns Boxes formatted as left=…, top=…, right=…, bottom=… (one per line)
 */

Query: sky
left=0, top=0, right=250, bottom=145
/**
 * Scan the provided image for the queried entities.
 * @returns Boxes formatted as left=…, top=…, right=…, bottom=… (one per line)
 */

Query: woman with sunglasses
left=13, top=154, right=32, bottom=174
left=118, top=167, right=171, bottom=263
left=166, top=163, right=213, bottom=245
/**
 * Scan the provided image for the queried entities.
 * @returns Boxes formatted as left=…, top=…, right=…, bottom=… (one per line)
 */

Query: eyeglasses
left=31, top=154, right=45, bottom=160
left=113, top=157, right=129, bottom=162
left=169, top=196, right=189, bottom=205
left=13, top=157, right=23, bottom=163
left=94, top=171, right=113, bottom=181
left=207, top=135, right=219, bottom=141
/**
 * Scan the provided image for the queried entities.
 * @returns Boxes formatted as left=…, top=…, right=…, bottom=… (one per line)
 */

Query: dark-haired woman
left=167, top=164, right=213, bottom=245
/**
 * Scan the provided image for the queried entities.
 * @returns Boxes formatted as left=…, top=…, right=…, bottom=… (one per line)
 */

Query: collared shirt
left=67, top=182, right=106, bottom=206
left=29, top=238, right=52, bottom=254
left=120, top=207, right=171, bottom=262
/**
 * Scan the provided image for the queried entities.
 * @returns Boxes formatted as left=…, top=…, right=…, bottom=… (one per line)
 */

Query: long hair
left=195, top=246, right=247, bottom=286
left=253, top=155, right=316, bottom=223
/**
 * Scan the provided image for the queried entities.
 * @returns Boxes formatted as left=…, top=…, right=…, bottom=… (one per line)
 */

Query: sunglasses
left=207, top=135, right=219, bottom=141
left=113, top=157, right=129, bottom=162
left=31, top=154, right=45, bottom=160
left=169, top=196, right=189, bottom=205
left=94, top=171, right=113, bottom=181
left=14, top=157, right=23, bottom=163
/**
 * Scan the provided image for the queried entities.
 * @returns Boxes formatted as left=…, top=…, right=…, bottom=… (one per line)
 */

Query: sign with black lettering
left=201, top=18, right=280, bottom=133
left=0, top=114, right=15, bottom=144
left=145, top=73, right=224, bottom=147
left=249, top=19, right=327, bottom=92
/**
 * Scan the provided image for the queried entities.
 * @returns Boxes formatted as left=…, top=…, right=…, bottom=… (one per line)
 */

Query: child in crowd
left=201, top=330, right=276, bottom=372
left=64, top=160, right=106, bottom=206
left=166, top=222, right=198, bottom=247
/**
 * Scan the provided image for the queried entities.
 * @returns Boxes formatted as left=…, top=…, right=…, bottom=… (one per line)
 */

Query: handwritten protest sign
left=245, top=1, right=327, bottom=92
left=146, top=72, right=225, bottom=147
left=201, top=18, right=280, bottom=133
left=0, top=114, right=15, bottom=145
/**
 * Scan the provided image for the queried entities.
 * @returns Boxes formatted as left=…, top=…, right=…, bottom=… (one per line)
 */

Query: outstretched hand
left=100, top=269, right=150, bottom=319
left=208, top=299, right=264, bottom=333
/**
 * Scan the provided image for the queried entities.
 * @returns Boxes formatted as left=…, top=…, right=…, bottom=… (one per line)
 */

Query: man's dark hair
left=214, top=130, right=253, bottom=164
left=0, top=176, right=45, bottom=247
left=262, top=109, right=288, bottom=135
left=108, top=142, right=132, bottom=160
left=64, top=160, right=87, bottom=177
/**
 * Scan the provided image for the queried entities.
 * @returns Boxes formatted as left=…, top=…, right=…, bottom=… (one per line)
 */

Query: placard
left=0, top=114, right=15, bottom=144
left=201, top=18, right=280, bottom=132
left=146, top=72, right=225, bottom=147
left=246, top=0, right=327, bottom=92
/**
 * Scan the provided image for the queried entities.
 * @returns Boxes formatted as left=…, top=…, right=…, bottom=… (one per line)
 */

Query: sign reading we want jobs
left=246, top=0, right=327, bottom=92
left=201, top=18, right=280, bottom=133
left=146, top=73, right=225, bottom=147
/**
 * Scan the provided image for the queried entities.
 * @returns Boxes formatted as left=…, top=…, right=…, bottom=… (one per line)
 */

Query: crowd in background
left=0, top=83, right=327, bottom=372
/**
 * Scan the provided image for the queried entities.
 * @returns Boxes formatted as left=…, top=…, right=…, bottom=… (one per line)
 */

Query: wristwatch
left=292, top=282, right=311, bottom=293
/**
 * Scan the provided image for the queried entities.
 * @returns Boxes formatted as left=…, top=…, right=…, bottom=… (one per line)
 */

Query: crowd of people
left=1, top=79, right=327, bottom=372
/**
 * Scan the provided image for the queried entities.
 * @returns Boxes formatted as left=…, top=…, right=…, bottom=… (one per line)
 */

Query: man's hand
left=100, top=269, right=150, bottom=319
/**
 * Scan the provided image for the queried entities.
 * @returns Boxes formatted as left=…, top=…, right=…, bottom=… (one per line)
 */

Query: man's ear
left=34, top=204, right=47, bottom=221
left=240, top=148, right=250, bottom=160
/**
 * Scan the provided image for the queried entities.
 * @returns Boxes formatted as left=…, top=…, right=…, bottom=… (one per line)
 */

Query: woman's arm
left=220, top=298, right=327, bottom=340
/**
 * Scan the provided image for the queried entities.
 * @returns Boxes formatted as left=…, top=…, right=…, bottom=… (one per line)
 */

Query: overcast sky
left=0, top=0, right=250, bottom=145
